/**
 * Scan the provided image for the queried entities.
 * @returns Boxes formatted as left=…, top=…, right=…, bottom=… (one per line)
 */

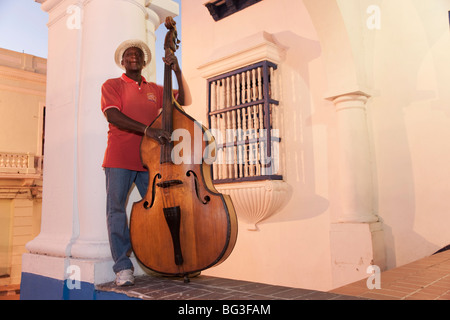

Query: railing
left=207, top=60, right=282, bottom=184
left=0, top=152, right=43, bottom=175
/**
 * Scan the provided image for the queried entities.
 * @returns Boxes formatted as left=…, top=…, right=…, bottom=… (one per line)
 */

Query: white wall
left=181, top=0, right=450, bottom=290
left=368, top=0, right=450, bottom=267
left=182, top=0, right=335, bottom=290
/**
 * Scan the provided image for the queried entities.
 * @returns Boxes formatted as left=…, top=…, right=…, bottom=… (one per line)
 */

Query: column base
left=330, top=222, right=386, bottom=288
left=20, top=253, right=148, bottom=300
left=70, top=239, right=112, bottom=260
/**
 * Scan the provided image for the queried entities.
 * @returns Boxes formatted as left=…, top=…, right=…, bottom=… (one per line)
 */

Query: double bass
left=130, top=17, right=238, bottom=281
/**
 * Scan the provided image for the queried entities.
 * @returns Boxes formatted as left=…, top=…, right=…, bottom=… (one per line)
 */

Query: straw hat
left=114, top=39, right=152, bottom=70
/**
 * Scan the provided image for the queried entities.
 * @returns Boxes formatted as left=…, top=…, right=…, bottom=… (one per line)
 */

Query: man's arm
left=104, top=108, right=170, bottom=144
left=164, top=52, right=192, bottom=107
left=174, top=70, right=192, bottom=107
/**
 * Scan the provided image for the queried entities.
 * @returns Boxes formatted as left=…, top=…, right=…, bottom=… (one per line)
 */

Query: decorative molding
left=0, top=68, right=46, bottom=83
left=325, top=89, right=372, bottom=104
left=117, top=0, right=148, bottom=17
left=42, top=0, right=150, bottom=27
left=330, top=91, right=370, bottom=112
left=39, top=0, right=65, bottom=13
left=0, top=185, right=43, bottom=200
left=198, top=31, right=284, bottom=79
left=145, top=0, right=179, bottom=26
left=0, top=52, right=47, bottom=77
left=216, top=180, right=290, bottom=231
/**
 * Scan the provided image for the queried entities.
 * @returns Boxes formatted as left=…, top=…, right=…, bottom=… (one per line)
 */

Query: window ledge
left=215, top=180, right=291, bottom=231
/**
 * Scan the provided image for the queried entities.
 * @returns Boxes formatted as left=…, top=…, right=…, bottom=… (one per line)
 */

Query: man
left=101, top=39, right=191, bottom=286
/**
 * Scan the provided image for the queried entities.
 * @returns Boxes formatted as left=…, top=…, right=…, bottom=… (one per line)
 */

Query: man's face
left=121, top=47, right=146, bottom=72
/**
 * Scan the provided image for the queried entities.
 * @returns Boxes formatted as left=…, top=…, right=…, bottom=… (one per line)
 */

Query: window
left=205, top=0, right=263, bottom=21
left=207, top=60, right=281, bottom=184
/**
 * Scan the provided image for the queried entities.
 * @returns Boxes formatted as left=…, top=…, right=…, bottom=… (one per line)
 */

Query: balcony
left=0, top=152, right=43, bottom=199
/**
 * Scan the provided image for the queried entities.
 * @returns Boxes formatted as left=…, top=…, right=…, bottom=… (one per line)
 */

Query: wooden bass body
left=130, top=103, right=238, bottom=276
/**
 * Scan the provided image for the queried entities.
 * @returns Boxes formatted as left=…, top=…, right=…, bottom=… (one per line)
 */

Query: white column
left=327, top=91, right=385, bottom=288
left=24, top=0, right=178, bottom=295
left=329, top=91, right=378, bottom=223
left=144, top=1, right=179, bottom=81
left=26, top=0, right=82, bottom=258
left=144, top=9, right=159, bottom=82
left=70, top=0, right=149, bottom=260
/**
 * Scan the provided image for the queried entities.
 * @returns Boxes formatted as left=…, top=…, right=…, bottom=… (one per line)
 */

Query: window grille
left=207, top=60, right=282, bottom=184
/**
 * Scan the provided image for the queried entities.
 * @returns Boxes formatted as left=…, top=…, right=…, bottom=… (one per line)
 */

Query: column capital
left=326, top=90, right=371, bottom=112
left=35, top=0, right=62, bottom=13
left=145, top=0, right=179, bottom=27
left=326, top=90, right=371, bottom=103
left=37, top=0, right=149, bottom=15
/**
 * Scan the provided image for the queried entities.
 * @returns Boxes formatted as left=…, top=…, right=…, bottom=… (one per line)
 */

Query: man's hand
left=146, top=127, right=171, bottom=145
left=162, top=52, right=180, bottom=73
left=104, top=108, right=170, bottom=145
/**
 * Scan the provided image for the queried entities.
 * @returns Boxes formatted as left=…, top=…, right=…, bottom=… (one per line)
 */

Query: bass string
left=160, top=160, right=170, bottom=210
left=159, top=155, right=177, bottom=211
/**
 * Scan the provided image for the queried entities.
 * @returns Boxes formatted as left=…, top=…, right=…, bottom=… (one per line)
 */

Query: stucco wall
left=181, top=0, right=450, bottom=290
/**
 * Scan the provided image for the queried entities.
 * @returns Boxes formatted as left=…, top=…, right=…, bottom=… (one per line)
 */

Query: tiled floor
left=98, top=250, right=450, bottom=300
left=330, top=250, right=450, bottom=300
left=96, top=274, right=363, bottom=300
left=2, top=250, right=449, bottom=300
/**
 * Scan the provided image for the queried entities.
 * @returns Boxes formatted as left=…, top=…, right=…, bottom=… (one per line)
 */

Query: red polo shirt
left=101, top=74, right=163, bottom=171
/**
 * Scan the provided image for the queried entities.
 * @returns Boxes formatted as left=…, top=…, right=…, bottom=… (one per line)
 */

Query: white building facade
left=0, top=48, right=45, bottom=286
left=21, top=0, right=450, bottom=299
left=181, top=0, right=450, bottom=290
left=21, top=0, right=179, bottom=299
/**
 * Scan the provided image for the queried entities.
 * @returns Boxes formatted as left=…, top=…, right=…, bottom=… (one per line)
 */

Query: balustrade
left=0, top=152, right=42, bottom=174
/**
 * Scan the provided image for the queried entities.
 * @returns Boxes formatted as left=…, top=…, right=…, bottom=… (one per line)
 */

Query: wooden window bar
left=207, top=60, right=282, bottom=184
